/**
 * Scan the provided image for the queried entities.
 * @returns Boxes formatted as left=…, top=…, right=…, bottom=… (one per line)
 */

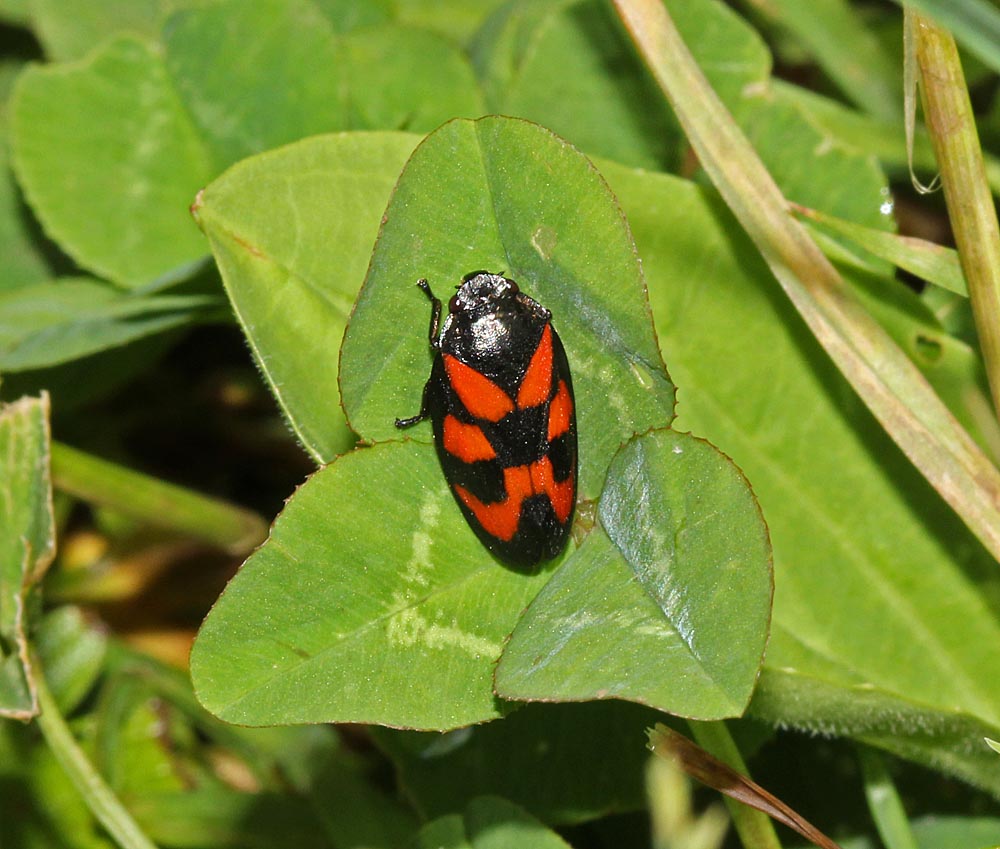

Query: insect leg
left=394, top=376, right=432, bottom=428
left=395, top=279, right=442, bottom=429
left=416, top=279, right=443, bottom=347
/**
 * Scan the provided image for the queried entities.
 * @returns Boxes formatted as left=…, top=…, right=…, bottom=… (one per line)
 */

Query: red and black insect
left=395, top=271, right=577, bottom=566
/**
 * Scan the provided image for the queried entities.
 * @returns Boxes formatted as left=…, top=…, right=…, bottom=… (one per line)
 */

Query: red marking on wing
left=530, top=455, right=575, bottom=523
left=547, top=379, right=572, bottom=441
left=442, top=415, right=496, bottom=463
left=454, top=464, right=529, bottom=542
left=454, top=456, right=575, bottom=542
left=516, top=324, right=553, bottom=409
left=444, top=355, right=514, bottom=422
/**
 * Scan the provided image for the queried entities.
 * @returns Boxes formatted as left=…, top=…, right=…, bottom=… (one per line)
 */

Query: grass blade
left=889, top=0, right=1000, bottom=76
left=911, top=11, right=1000, bottom=422
left=611, top=0, right=1000, bottom=565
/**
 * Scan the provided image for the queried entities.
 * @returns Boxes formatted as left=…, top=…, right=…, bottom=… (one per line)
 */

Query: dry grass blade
left=612, top=0, right=1000, bottom=565
left=911, top=10, right=1000, bottom=424
left=648, top=725, right=843, bottom=849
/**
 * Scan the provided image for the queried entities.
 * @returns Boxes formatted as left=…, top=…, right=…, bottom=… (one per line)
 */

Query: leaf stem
left=50, top=441, right=267, bottom=555
left=687, top=721, right=783, bottom=849
left=913, top=11, right=1000, bottom=424
left=32, top=648, right=159, bottom=849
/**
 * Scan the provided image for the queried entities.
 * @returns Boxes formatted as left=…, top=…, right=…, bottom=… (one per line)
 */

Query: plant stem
left=32, top=649, right=159, bottom=849
left=50, top=441, right=267, bottom=555
left=687, top=721, right=783, bottom=849
left=913, top=11, right=1000, bottom=424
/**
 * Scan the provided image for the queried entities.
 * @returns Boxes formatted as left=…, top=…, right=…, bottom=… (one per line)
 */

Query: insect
left=395, top=271, right=577, bottom=566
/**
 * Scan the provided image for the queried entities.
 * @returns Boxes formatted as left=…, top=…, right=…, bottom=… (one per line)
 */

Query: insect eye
left=449, top=294, right=461, bottom=312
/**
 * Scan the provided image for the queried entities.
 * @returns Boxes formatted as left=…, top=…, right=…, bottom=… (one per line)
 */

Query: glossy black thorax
left=437, top=272, right=551, bottom=394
